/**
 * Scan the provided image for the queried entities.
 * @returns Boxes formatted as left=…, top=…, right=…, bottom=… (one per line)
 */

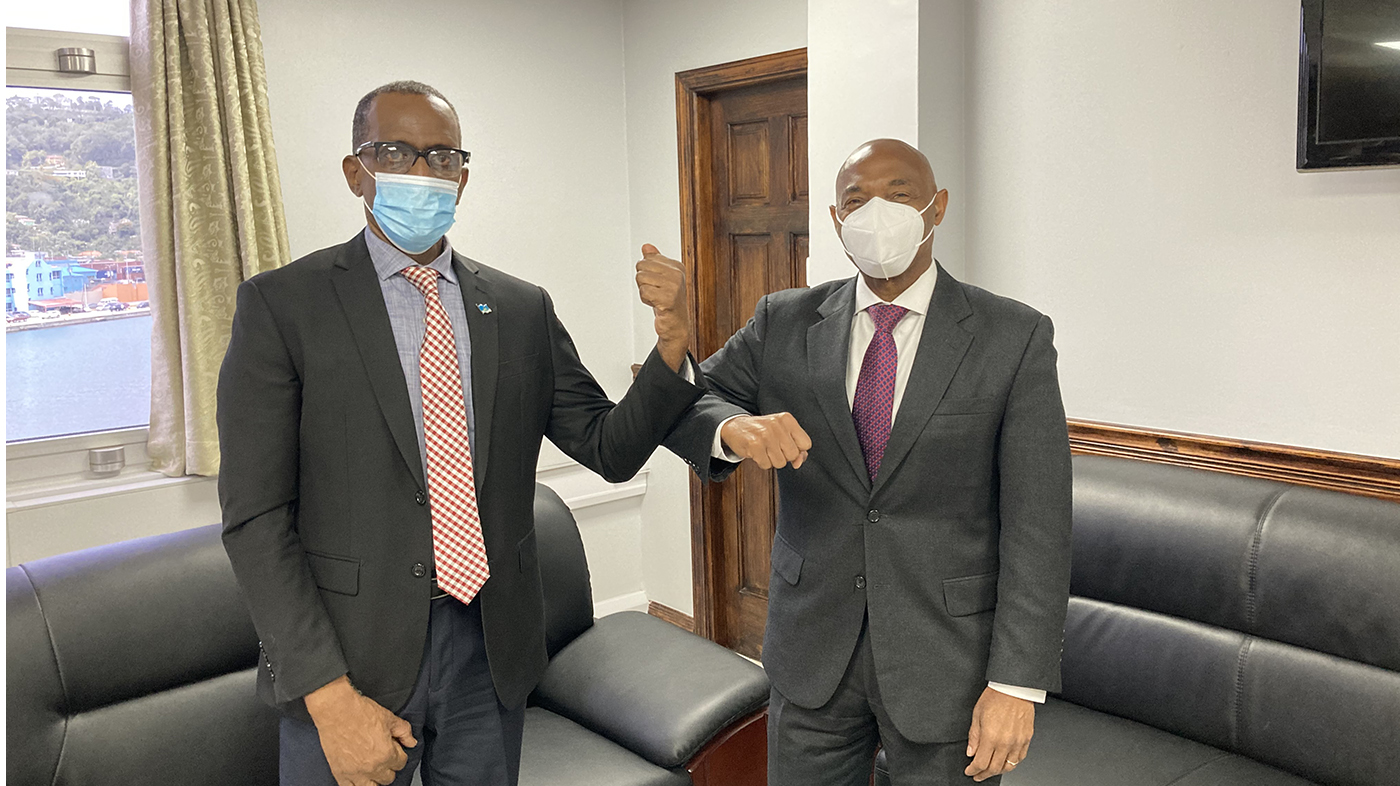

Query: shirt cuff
left=677, top=355, right=709, bottom=389
left=987, top=682, right=1046, bottom=704
left=711, top=415, right=744, bottom=461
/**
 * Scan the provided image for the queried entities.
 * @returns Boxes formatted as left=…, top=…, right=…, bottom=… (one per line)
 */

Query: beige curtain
left=131, top=0, right=290, bottom=476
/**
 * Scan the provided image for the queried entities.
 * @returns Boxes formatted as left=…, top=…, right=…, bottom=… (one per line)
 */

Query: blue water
left=6, top=315, right=153, bottom=441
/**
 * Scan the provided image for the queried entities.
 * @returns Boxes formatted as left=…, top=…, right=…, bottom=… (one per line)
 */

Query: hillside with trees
left=5, top=93, right=143, bottom=259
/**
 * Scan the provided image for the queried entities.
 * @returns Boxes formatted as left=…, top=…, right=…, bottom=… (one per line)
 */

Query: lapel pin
left=476, top=303, right=492, bottom=315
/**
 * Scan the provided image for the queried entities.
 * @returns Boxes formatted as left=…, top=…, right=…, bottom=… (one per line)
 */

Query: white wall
left=807, top=0, right=921, bottom=285
left=917, top=0, right=968, bottom=280
left=6, top=0, right=813, bottom=614
left=622, top=0, right=808, bottom=615
left=256, top=0, right=661, bottom=611
left=261, top=0, right=636, bottom=402
left=963, top=0, right=1400, bottom=459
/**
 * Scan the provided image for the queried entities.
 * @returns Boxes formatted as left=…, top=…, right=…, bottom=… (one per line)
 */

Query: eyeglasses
left=354, top=141, right=471, bottom=178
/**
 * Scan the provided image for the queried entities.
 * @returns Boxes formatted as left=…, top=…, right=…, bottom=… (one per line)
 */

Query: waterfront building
left=28, top=297, right=86, bottom=314
left=60, top=265, right=101, bottom=296
left=6, top=253, right=71, bottom=313
left=6, top=256, right=30, bottom=313
left=101, top=281, right=149, bottom=303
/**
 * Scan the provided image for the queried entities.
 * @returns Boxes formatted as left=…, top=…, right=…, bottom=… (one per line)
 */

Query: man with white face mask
left=665, top=139, right=1073, bottom=785
left=218, top=81, right=707, bottom=786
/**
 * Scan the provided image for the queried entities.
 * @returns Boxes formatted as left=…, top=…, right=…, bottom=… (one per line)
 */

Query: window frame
left=5, top=26, right=167, bottom=495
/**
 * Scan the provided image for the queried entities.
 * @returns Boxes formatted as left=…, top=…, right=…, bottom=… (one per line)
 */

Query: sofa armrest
left=529, top=610, right=770, bottom=769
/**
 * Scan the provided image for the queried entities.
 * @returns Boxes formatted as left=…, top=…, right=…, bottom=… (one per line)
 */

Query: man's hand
left=720, top=413, right=812, bottom=469
left=635, top=244, right=690, bottom=372
left=965, top=687, right=1034, bottom=782
left=304, top=675, right=417, bottom=786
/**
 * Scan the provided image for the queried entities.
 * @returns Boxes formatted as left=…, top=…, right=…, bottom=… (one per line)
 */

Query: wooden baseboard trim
left=1067, top=419, right=1400, bottom=502
left=648, top=601, right=696, bottom=633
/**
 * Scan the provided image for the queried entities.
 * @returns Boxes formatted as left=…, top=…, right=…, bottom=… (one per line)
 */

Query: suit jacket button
left=855, top=575, right=867, bottom=590
left=415, top=490, right=427, bottom=505
left=866, top=510, right=880, bottom=523
left=412, top=562, right=427, bottom=578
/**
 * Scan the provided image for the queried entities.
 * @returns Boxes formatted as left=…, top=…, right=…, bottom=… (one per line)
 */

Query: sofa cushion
left=5, top=524, right=278, bottom=786
left=1068, top=457, right=1274, bottom=632
left=534, top=483, right=594, bottom=657
left=1236, top=638, right=1400, bottom=786
left=531, top=611, right=770, bottom=769
left=1008, top=699, right=1316, bottom=785
left=520, top=707, right=690, bottom=786
left=873, top=698, right=1316, bottom=786
left=1060, top=597, right=1245, bottom=751
left=7, top=565, right=68, bottom=785
left=1066, top=457, right=1400, bottom=786
left=17, top=524, right=260, bottom=708
left=44, top=668, right=277, bottom=785
left=1249, top=487, right=1400, bottom=672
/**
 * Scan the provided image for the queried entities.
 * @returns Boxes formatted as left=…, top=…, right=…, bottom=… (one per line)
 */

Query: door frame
left=675, top=47, right=807, bottom=643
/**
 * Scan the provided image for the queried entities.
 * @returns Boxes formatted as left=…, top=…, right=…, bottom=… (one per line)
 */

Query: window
left=7, top=10, right=149, bottom=444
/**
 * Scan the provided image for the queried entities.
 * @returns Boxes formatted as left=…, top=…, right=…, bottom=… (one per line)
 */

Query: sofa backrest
left=6, top=484, right=596, bottom=785
left=533, top=482, right=595, bottom=657
left=1062, top=455, right=1400, bottom=786
left=5, top=524, right=277, bottom=785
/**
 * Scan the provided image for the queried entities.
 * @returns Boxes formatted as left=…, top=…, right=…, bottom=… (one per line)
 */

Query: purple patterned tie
left=852, top=303, right=909, bottom=482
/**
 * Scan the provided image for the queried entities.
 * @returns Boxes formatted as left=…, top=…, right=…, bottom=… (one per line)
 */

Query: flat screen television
left=1297, top=0, right=1400, bottom=169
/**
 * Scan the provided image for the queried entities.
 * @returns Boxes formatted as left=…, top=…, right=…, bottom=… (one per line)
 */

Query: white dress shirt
left=712, top=263, right=1046, bottom=705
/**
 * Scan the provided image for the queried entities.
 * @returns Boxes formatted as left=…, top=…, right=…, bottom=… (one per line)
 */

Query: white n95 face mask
left=835, top=196, right=937, bottom=279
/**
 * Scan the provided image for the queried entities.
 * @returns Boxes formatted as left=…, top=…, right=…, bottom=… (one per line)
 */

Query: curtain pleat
left=131, top=0, right=290, bottom=476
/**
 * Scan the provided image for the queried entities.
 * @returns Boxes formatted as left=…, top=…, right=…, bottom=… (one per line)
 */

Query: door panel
left=694, top=69, right=808, bottom=659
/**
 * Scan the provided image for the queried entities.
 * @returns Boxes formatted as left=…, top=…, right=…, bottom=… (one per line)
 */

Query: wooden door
left=678, top=49, right=807, bottom=659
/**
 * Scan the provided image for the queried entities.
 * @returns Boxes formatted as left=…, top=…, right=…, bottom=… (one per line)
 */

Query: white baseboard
left=593, top=590, right=648, bottom=618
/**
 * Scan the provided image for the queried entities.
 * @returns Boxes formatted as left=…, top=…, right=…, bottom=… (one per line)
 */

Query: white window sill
left=4, top=427, right=213, bottom=513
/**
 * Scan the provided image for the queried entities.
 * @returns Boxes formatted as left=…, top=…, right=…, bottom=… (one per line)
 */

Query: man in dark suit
left=665, top=139, right=1073, bottom=785
left=217, top=81, right=704, bottom=786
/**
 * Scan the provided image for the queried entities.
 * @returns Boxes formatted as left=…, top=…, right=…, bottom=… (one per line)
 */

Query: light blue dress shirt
left=363, top=227, right=475, bottom=472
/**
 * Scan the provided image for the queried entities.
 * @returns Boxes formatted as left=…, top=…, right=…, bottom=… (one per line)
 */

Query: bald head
left=835, top=139, right=937, bottom=204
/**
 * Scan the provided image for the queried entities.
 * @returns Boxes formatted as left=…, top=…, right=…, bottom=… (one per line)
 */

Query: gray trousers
left=279, top=596, right=526, bottom=786
left=767, top=614, right=998, bottom=786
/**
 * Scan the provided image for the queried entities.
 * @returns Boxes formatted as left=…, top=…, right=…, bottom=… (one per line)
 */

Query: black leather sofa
left=874, top=455, right=1400, bottom=786
left=7, top=484, right=769, bottom=786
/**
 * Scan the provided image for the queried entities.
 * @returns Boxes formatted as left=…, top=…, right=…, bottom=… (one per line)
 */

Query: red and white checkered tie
left=400, top=264, right=490, bottom=605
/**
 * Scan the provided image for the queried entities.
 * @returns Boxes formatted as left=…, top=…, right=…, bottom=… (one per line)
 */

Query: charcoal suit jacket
left=666, top=264, right=1072, bottom=742
left=218, top=232, right=704, bottom=722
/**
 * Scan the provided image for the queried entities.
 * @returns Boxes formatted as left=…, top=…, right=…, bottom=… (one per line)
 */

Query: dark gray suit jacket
left=666, top=265, right=1072, bottom=743
left=218, top=233, right=704, bottom=722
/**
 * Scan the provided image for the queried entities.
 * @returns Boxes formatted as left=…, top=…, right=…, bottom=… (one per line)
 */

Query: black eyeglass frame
left=353, top=141, right=472, bottom=174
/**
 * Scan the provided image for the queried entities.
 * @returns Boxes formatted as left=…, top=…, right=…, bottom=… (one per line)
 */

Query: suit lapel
left=872, top=264, right=974, bottom=496
left=807, top=279, right=871, bottom=494
left=455, top=254, right=497, bottom=488
left=329, top=233, right=425, bottom=489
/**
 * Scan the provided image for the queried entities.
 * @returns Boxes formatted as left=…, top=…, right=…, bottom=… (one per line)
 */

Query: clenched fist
left=720, top=413, right=813, bottom=470
left=635, top=244, right=690, bottom=371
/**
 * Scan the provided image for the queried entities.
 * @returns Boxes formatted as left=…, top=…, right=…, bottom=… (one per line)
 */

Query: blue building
left=28, top=259, right=66, bottom=301
left=61, top=265, right=101, bottom=296
left=5, top=254, right=68, bottom=312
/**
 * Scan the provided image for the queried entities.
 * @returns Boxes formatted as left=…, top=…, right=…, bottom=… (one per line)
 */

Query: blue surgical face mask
left=363, top=171, right=460, bottom=254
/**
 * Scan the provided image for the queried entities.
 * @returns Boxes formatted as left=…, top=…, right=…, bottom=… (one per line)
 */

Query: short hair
left=351, top=80, right=460, bottom=150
